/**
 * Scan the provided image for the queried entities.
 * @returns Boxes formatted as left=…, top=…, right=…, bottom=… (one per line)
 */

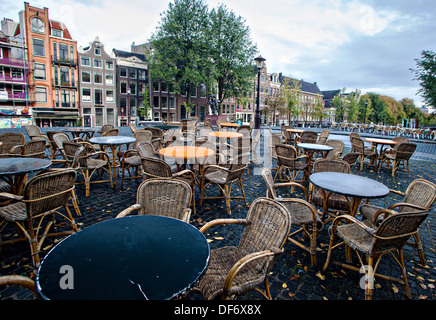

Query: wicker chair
left=141, top=156, right=196, bottom=213
left=299, top=130, right=318, bottom=144
left=119, top=131, right=153, bottom=187
left=144, top=127, right=163, bottom=151
left=62, top=142, right=113, bottom=197
left=98, top=124, right=114, bottom=135
left=266, top=130, right=283, bottom=168
left=0, top=169, right=79, bottom=267
left=0, top=132, right=25, bottom=156
left=200, top=154, right=248, bottom=215
left=378, top=142, right=416, bottom=177
left=323, top=210, right=429, bottom=300
left=351, top=137, right=377, bottom=171
left=0, top=275, right=37, bottom=299
left=116, top=178, right=192, bottom=223
left=324, top=140, right=344, bottom=160
left=360, top=179, right=436, bottom=266
left=274, top=144, right=309, bottom=183
left=309, top=158, right=351, bottom=223
left=136, top=141, right=157, bottom=158
left=10, top=139, right=46, bottom=159
left=194, top=197, right=292, bottom=300
left=316, top=129, right=330, bottom=145
left=262, top=168, right=322, bottom=265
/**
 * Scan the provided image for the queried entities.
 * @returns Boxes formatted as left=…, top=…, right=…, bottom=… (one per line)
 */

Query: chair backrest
left=350, top=137, right=365, bottom=154
left=136, top=141, right=156, bottom=158
left=325, top=140, right=345, bottom=159
left=133, top=131, right=152, bottom=145
left=0, top=132, right=25, bottom=154
left=144, top=127, right=163, bottom=138
left=141, top=157, right=172, bottom=178
left=228, top=153, right=249, bottom=181
left=22, top=169, right=77, bottom=218
left=129, top=123, right=138, bottom=133
left=349, top=132, right=361, bottom=151
left=100, top=124, right=114, bottom=134
left=261, top=168, right=278, bottom=199
left=312, top=158, right=350, bottom=174
left=238, top=197, right=291, bottom=270
left=20, top=139, right=46, bottom=158
left=194, top=139, right=217, bottom=165
left=316, top=129, right=330, bottom=144
left=394, top=143, right=416, bottom=160
left=275, top=144, right=299, bottom=169
left=24, top=125, right=42, bottom=139
left=101, top=128, right=118, bottom=137
left=393, top=136, right=410, bottom=144
left=300, top=131, right=318, bottom=144
left=136, top=178, right=192, bottom=220
left=372, top=210, right=429, bottom=253
left=62, top=141, right=83, bottom=165
left=401, top=179, right=436, bottom=213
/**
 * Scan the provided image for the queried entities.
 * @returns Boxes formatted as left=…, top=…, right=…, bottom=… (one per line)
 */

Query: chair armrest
left=173, top=169, right=195, bottom=180
left=388, top=202, right=428, bottom=212
left=331, top=214, right=376, bottom=236
left=0, top=192, right=23, bottom=201
left=389, top=189, right=405, bottom=197
left=273, top=182, right=308, bottom=200
left=199, top=218, right=247, bottom=234
left=182, top=208, right=192, bottom=223
left=203, top=164, right=229, bottom=175
left=115, top=204, right=142, bottom=218
left=223, top=247, right=283, bottom=294
left=9, top=145, right=23, bottom=154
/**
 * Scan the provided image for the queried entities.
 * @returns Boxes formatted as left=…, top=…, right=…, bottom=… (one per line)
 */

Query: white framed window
left=93, top=58, right=102, bottom=68
left=120, top=67, right=127, bottom=77
left=94, top=47, right=101, bottom=55
left=105, top=60, right=113, bottom=69
left=106, top=90, right=114, bottom=103
left=32, top=38, right=45, bottom=57
left=81, top=70, right=91, bottom=83
left=35, top=86, right=47, bottom=103
left=52, top=29, right=62, bottom=37
left=81, top=57, right=90, bottom=66
left=138, top=69, right=146, bottom=80
left=94, top=72, right=103, bottom=84
left=82, top=88, right=91, bottom=102
left=34, top=63, right=46, bottom=80
left=105, top=74, right=114, bottom=86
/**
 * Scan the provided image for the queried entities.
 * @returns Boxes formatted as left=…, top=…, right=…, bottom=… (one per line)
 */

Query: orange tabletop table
left=159, top=146, right=215, bottom=172
left=365, top=138, right=398, bottom=167
left=220, top=122, right=240, bottom=129
left=286, top=128, right=305, bottom=134
left=209, top=131, right=243, bottom=139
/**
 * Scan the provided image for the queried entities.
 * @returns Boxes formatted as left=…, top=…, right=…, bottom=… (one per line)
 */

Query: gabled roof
left=50, top=20, right=73, bottom=40
left=279, top=74, right=322, bottom=95
left=321, top=89, right=341, bottom=100
left=113, top=49, right=147, bottom=62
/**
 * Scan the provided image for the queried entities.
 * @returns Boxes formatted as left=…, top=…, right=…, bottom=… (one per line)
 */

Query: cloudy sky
left=2, top=0, right=435, bottom=107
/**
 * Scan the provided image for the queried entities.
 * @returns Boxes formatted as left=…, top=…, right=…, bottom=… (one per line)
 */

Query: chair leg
left=237, top=179, right=248, bottom=207
left=412, top=233, right=427, bottom=266
left=365, top=257, right=374, bottom=300
left=398, top=249, right=412, bottom=299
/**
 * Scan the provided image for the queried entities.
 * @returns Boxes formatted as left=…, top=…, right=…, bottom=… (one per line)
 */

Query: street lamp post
left=254, top=55, right=265, bottom=130
left=364, top=100, right=369, bottom=124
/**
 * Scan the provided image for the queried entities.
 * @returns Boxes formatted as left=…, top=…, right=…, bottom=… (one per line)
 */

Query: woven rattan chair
left=200, top=154, right=248, bottom=215
left=10, top=139, right=46, bottom=159
left=0, top=132, right=25, bottom=156
left=141, top=156, right=196, bottom=213
left=324, top=140, right=344, bottom=160
left=360, top=179, right=436, bottom=266
left=119, top=131, right=153, bottom=187
left=98, top=124, right=114, bottom=135
left=266, top=130, right=283, bottom=168
left=116, top=178, right=192, bottom=222
left=323, top=210, right=429, bottom=300
left=0, top=275, right=37, bottom=299
left=378, top=142, right=416, bottom=177
left=62, top=141, right=113, bottom=197
left=351, top=137, right=377, bottom=171
left=299, top=130, right=318, bottom=144
left=262, top=168, right=322, bottom=265
left=310, top=158, right=351, bottom=222
left=316, top=129, right=330, bottom=145
left=144, top=127, right=163, bottom=151
left=194, top=197, right=291, bottom=300
left=0, top=169, right=79, bottom=267
left=274, top=144, right=309, bottom=183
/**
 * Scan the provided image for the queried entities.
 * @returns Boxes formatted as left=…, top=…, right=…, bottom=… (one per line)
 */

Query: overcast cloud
left=2, top=0, right=435, bottom=107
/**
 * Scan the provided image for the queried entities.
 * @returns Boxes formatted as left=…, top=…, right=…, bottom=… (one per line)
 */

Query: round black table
left=309, top=172, right=389, bottom=217
left=36, top=215, right=210, bottom=300
left=62, top=128, right=98, bottom=141
left=0, top=158, right=52, bottom=195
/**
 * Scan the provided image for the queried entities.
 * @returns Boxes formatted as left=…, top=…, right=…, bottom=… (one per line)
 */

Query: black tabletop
left=62, top=128, right=98, bottom=132
left=36, top=215, right=210, bottom=300
left=89, top=136, right=136, bottom=145
left=309, top=172, right=389, bottom=199
left=0, top=158, right=52, bottom=176
left=297, top=143, right=333, bottom=151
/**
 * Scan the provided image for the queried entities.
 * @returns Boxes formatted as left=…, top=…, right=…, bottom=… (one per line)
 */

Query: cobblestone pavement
left=0, top=126, right=435, bottom=301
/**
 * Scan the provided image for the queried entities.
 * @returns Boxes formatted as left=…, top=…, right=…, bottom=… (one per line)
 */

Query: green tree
left=312, top=93, right=327, bottom=126
left=411, top=50, right=436, bottom=109
left=345, top=90, right=360, bottom=122
left=209, top=4, right=258, bottom=106
left=367, top=93, right=386, bottom=124
left=281, top=78, right=301, bottom=124
left=332, top=88, right=347, bottom=122
left=148, top=0, right=211, bottom=107
left=139, top=86, right=151, bottom=120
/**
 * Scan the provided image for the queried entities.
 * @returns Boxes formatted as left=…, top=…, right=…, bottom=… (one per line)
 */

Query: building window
left=61, top=89, right=70, bottom=108
left=53, top=42, right=57, bottom=59
left=105, top=74, right=114, bottom=86
left=161, top=97, right=168, bottom=109
left=70, top=45, right=74, bottom=61
left=200, top=84, right=207, bottom=98
left=35, top=86, right=47, bottom=103
left=105, top=61, right=113, bottom=69
left=94, top=72, right=103, bottom=84
left=169, top=97, right=176, bottom=109
left=120, top=67, right=127, bottom=77
left=59, top=44, right=68, bottom=60
left=94, top=47, right=101, bottom=56
left=31, top=17, right=44, bottom=33
left=138, top=70, right=146, bottom=80
left=32, top=39, right=45, bottom=57
left=94, top=58, right=102, bottom=68
left=52, top=29, right=62, bottom=37
left=34, top=63, right=46, bottom=80
left=81, top=70, right=91, bottom=83
left=82, top=88, right=91, bottom=102
left=95, top=89, right=103, bottom=105
left=95, top=108, right=103, bottom=126
left=60, top=67, right=70, bottom=86
left=120, top=81, right=127, bottom=94
left=81, top=57, right=90, bottom=66
left=129, top=69, right=136, bottom=79
left=106, top=90, right=114, bottom=103
left=152, top=80, right=159, bottom=92
left=107, top=108, right=114, bottom=125
left=129, top=82, right=136, bottom=95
